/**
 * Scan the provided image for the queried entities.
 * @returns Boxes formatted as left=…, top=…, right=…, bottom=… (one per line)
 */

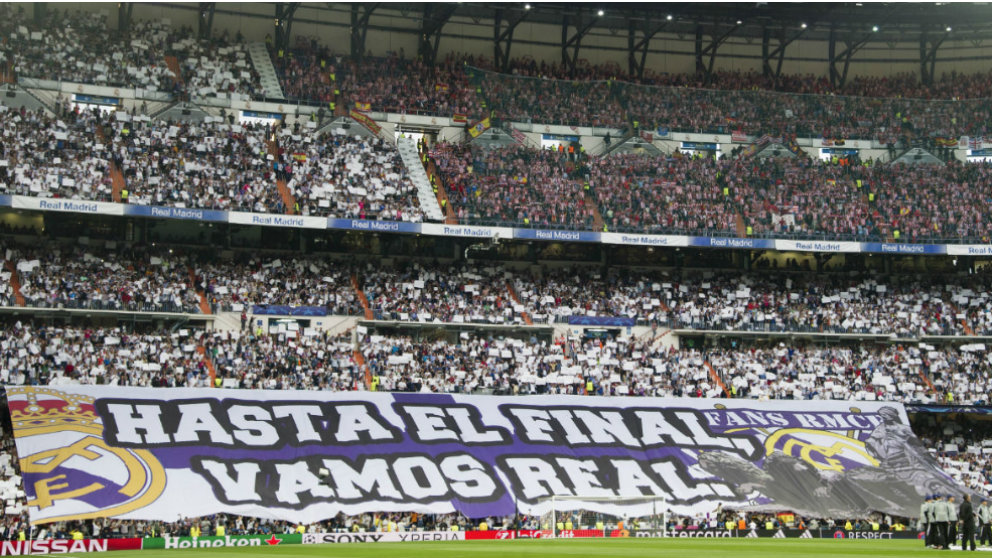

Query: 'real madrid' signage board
left=5, top=386, right=968, bottom=524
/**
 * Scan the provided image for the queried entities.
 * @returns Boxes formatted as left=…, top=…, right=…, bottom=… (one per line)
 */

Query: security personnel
left=949, top=495, right=959, bottom=546
left=960, top=494, right=976, bottom=551
left=978, top=499, right=992, bottom=546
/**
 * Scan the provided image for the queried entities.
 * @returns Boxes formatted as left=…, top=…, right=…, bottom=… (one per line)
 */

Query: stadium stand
left=196, top=256, right=363, bottom=315
left=0, top=108, right=115, bottom=201
left=427, top=142, right=595, bottom=229
left=16, top=245, right=200, bottom=314
left=1, top=11, right=177, bottom=92
left=277, top=127, right=423, bottom=220
left=5, top=3, right=992, bottom=546
left=111, top=116, right=282, bottom=212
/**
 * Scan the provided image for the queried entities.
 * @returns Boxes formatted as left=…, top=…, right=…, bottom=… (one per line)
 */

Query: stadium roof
left=362, top=2, right=992, bottom=41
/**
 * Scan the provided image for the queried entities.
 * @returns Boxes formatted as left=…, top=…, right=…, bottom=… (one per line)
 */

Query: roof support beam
left=562, top=10, right=598, bottom=77
left=828, top=26, right=871, bottom=89
left=762, top=25, right=806, bottom=83
left=695, top=21, right=740, bottom=81
left=627, top=18, right=669, bottom=80
left=919, top=27, right=947, bottom=86
left=198, top=3, right=216, bottom=40
left=350, top=3, right=378, bottom=60
left=118, top=2, right=134, bottom=34
left=418, top=4, right=457, bottom=66
left=494, top=8, right=529, bottom=73
left=274, top=2, right=301, bottom=53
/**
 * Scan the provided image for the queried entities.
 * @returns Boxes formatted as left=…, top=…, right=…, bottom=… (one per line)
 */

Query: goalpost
left=535, top=495, right=669, bottom=538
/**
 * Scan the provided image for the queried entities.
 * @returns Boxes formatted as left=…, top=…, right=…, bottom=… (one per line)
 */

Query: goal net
left=535, top=496, right=669, bottom=538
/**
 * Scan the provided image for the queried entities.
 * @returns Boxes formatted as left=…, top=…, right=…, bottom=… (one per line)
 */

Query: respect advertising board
left=7, top=386, right=968, bottom=525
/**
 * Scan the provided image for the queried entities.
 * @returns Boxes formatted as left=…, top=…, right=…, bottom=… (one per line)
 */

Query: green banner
left=142, top=534, right=302, bottom=550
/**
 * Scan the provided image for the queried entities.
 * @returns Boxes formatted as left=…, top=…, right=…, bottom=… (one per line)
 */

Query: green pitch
left=91, top=538, right=936, bottom=558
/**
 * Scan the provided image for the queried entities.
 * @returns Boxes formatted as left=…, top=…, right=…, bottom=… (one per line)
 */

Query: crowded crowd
left=0, top=10, right=177, bottom=92
left=510, top=265, right=991, bottom=338
left=0, top=323, right=212, bottom=387
left=274, top=41, right=479, bottom=117
left=361, top=261, right=525, bottom=325
left=0, top=6, right=266, bottom=100
left=204, top=328, right=364, bottom=391
left=471, top=67, right=992, bottom=141
left=917, top=417, right=992, bottom=496
left=277, top=127, right=423, bottom=220
left=175, top=32, right=264, bottom=100
left=0, top=322, right=986, bottom=539
left=14, top=244, right=201, bottom=314
left=110, top=114, right=284, bottom=213
left=195, top=255, right=364, bottom=316
left=0, top=318, right=982, bottom=404
left=587, top=152, right=738, bottom=235
left=3, top=7, right=992, bottom=144
left=0, top=239, right=991, bottom=338
left=0, top=107, right=115, bottom=201
left=428, top=142, right=596, bottom=228
left=267, top=35, right=992, bottom=141
left=429, top=145, right=992, bottom=243
left=266, top=32, right=992, bottom=141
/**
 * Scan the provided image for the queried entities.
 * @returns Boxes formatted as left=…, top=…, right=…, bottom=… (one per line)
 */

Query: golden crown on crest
left=6, top=387, right=102, bottom=434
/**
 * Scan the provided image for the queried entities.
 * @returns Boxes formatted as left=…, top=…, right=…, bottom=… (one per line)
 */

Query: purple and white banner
left=6, top=386, right=966, bottom=524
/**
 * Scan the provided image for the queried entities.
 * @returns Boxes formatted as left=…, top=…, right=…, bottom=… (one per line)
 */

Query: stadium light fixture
left=666, top=14, right=673, bottom=21
left=524, top=3, right=530, bottom=9
left=946, top=26, right=952, bottom=32
left=597, top=9, right=604, bottom=16
left=872, top=25, right=879, bottom=32
left=736, top=20, right=742, bottom=25
left=801, top=22, right=807, bottom=29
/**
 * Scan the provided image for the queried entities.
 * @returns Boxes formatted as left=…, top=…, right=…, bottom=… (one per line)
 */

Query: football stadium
left=3, top=1, right=992, bottom=557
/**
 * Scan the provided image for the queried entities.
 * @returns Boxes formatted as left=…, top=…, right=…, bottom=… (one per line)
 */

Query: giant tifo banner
left=6, top=386, right=968, bottom=525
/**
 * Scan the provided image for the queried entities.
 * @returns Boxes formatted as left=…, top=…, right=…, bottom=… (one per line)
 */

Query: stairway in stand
left=196, top=346, right=218, bottom=387
left=704, top=361, right=731, bottom=397
left=353, top=350, right=372, bottom=389
left=247, top=43, right=285, bottom=100
left=187, top=267, right=212, bottom=315
left=585, top=192, right=604, bottom=232
left=110, top=164, right=126, bottom=203
left=164, top=55, right=184, bottom=88
left=505, top=281, right=533, bottom=325
left=421, top=151, right=458, bottom=224
left=0, top=61, right=14, bottom=84
left=736, top=213, right=747, bottom=237
left=918, top=369, right=938, bottom=396
left=396, top=137, right=446, bottom=222
left=94, top=125, right=127, bottom=203
left=4, top=261, right=25, bottom=307
left=266, top=139, right=297, bottom=213
left=351, top=274, right=374, bottom=320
